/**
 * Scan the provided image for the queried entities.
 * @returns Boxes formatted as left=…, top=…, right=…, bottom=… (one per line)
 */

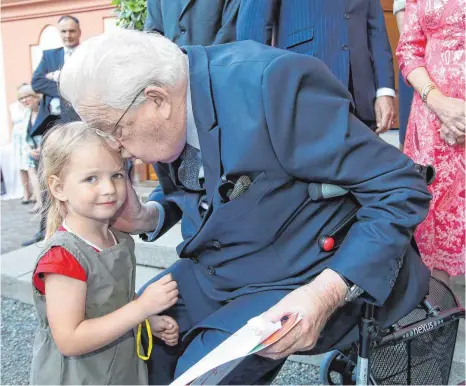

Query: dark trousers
left=138, top=261, right=287, bottom=385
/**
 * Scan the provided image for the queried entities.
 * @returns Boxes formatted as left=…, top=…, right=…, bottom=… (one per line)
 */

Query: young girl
left=30, top=122, right=179, bottom=385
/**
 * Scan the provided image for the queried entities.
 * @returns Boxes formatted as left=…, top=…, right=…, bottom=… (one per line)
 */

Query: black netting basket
left=370, top=277, right=462, bottom=385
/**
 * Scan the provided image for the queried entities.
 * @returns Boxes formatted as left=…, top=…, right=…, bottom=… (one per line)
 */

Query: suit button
left=342, top=44, right=348, bottom=51
left=191, top=257, right=199, bottom=264
left=180, top=28, right=186, bottom=34
left=389, top=279, right=395, bottom=288
left=212, top=240, right=222, bottom=250
left=345, top=13, right=350, bottom=19
left=207, top=266, right=216, bottom=275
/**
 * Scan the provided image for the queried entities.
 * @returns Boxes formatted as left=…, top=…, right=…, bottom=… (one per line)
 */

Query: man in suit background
left=59, top=30, right=431, bottom=384
left=144, top=0, right=240, bottom=45
left=22, top=15, right=81, bottom=246
left=237, top=0, right=397, bottom=133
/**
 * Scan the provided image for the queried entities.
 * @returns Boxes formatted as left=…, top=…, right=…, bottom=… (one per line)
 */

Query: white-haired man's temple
left=11, top=2, right=462, bottom=385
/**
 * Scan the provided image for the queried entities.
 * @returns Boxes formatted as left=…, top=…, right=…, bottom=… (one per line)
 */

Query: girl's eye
left=84, top=176, right=97, bottom=183
left=112, top=172, right=124, bottom=179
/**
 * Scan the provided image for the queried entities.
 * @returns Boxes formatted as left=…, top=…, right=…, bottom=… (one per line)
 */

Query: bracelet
left=420, top=83, right=436, bottom=104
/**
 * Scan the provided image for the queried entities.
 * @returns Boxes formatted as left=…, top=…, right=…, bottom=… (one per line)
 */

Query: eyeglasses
left=18, top=95, right=34, bottom=102
left=96, top=89, right=145, bottom=143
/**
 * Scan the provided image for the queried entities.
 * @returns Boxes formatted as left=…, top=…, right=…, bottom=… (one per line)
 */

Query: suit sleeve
left=367, top=0, right=395, bottom=90
left=31, top=52, right=60, bottom=98
left=144, top=164, right=182, bottom=241
left=144, top=0, right=164, bottom=33
left=261, top=53, right=431, bottom=306
left=211, top=0, right=241, bottom=45
left=236, top=0, right=279, bottom=45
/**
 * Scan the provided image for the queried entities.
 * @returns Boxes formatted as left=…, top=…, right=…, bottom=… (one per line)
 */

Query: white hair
left=17, top=84, right=36, bottom=97
left=59, top=29, right=187, bottom=125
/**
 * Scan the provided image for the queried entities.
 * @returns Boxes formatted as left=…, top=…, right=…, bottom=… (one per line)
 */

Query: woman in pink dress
left=396, top=0, right=465, bottom=284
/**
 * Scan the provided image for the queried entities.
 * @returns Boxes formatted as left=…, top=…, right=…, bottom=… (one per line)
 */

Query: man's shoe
left=21, top=231, right=45, bottom=247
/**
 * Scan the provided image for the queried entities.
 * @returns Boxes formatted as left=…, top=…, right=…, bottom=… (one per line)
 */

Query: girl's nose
left=102, top=178, right=116, bottom=195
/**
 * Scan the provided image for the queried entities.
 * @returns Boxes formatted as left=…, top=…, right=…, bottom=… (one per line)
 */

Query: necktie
left=178, top=144, right=203, bottom=191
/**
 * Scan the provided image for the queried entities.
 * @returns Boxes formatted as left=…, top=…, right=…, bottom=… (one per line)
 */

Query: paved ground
left=1, top=199, right=40, bottom=255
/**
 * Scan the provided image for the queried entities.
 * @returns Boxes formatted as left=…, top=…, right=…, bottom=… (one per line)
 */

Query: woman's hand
left=428, top=92, right=466, bottom=139
left=439, top=124, right=465, bottom=146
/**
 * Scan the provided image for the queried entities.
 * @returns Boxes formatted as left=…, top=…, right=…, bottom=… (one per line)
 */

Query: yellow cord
left=136, top=319, right=152, bottom=360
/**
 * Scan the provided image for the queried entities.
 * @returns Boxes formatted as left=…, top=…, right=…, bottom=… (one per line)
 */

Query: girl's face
left=55, top=139, right=127, bottom=223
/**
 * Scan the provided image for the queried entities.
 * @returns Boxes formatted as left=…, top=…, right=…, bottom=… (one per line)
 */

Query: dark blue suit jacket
left=144, top=0, right=240, bottom=45
left=31, top=48, right=80, bottom=135
left=147, top=41, right=430, bottom=350
left=237, top=0, right=395, bottom=122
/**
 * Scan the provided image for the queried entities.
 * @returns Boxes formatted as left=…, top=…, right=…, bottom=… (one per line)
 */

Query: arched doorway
left=30, top=25, right=62, bottom=72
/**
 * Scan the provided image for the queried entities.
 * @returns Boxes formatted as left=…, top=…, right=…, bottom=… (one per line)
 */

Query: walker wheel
left=319, top=350, right=356, bottom=385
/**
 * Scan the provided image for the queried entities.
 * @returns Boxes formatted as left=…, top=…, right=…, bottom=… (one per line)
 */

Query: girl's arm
left=44, top=273, right=178, bottom=357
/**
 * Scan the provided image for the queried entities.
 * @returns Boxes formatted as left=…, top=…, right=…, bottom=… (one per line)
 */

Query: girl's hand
left=148, top=315, right=179, bottom=346
left=137, top=274, right=178, bottom=318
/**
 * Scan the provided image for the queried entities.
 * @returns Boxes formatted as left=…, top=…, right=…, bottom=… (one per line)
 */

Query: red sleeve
left=33, top=246, right=87, bottom=295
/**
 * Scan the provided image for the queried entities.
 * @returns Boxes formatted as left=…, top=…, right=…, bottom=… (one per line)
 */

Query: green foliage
left=111, top=0, right=147, bottom=31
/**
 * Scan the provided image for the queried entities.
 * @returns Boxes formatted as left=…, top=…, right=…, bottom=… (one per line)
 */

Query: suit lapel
left=185, top=46, right=221, bottom=203
left=179, top=0, right=194, bottom=21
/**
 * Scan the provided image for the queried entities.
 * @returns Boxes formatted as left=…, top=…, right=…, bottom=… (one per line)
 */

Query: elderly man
left=59, top=29, right=431, bottom=385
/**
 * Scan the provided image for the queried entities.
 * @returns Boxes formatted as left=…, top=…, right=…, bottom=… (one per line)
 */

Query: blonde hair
left=39, top=122, right=114, bottom=239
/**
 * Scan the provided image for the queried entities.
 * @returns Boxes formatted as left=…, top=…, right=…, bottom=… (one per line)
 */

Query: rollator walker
left=311, top=165, right=465, bottom=385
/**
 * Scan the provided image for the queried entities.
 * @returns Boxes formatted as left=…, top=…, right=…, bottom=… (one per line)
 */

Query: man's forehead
left=58, top=19, right=79, bottom=30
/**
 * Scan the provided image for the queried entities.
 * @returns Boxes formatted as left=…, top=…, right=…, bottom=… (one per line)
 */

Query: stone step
left=133, top=223, right=181, bottom=269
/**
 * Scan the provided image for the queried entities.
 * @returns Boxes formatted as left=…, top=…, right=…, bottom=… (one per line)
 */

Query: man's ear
left=144, top=85, right=172, bottom=120
left=49, top=175, right=67, bottom=202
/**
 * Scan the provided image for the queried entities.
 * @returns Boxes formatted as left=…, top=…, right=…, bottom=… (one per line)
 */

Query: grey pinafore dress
left=30, top=230, right=149, bottom=385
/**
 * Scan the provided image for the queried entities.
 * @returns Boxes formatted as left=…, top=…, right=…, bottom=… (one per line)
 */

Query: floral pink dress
left=396, top=0, right=465, bottom=276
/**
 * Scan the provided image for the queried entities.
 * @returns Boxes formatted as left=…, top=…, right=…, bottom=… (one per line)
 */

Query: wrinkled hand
left=137, top=274, right=178, bottom=318
left=148, top=315, right=179, bottom=346
left=375, top=96, right=397, bottom=134
left=45, top=71, right=59, bottom=82
left=434, top=97, right=466, bottom=142
left=111, top=178, right=144, bottom=232
left=439, top=123, right=465, bottom=145
left=258, top=270, right=346, bottom=360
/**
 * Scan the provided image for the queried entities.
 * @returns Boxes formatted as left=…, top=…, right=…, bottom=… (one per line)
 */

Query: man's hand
left=374, top=96, right=396, bottom=134
left=30, top=149, right=40, bottom=160
left=111, top=178, right=159, bottom=234
left=258, top=269, right=346, bottom=360
left=45, top=71, right=60, bottom=82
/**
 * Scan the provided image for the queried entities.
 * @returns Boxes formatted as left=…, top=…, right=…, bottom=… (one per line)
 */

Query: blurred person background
left=396, top=0, right=465, bottom=284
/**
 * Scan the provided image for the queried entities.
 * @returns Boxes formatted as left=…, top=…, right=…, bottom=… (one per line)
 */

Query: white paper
left=171, top=313, right=303, bottom=386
